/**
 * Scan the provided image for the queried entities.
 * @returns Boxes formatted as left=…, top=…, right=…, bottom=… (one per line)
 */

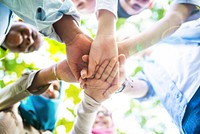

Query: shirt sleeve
left=70, top=93, right=101, bottom=134
left=0, top=71, right=50, bottom=111
left=173, top=0, right=200, bottom=6
left=131, top=71, right=156, bottom=101
left=96, top=0, right=118, bottom=19
left=0, top=0, right=80, bottom=42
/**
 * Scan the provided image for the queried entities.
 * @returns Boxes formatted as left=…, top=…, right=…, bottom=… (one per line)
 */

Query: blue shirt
left=0, top=3, right=13, bottom=46
left=174, top=0, right=200, bottom=7
left=0, top=0, right=80, bottom=42
left=135, top=1, right=200, bottom=132
left=136, top=18, right=200, bottom=133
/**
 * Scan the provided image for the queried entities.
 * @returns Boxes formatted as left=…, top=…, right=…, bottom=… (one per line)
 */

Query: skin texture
left=80, top=54, right=126, bottom=102
left=53, top=15, right=93, bottom=80
left=85, top=10, right=118, bottom=79
left=119, top=0, right=151, bottom=15
left=4, top=22, right=43, bottom=53
left=118, top=3, right=195, bottom=58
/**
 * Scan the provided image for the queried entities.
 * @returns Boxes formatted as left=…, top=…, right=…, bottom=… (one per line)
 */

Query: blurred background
left=0, top=0, right=180, bottom=133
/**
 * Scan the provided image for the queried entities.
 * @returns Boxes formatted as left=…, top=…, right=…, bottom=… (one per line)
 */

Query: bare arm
left=119, top=3, right=195, bottom=58
left=28, top=59, right=77, bottom=93
left=86, top=9, right=118, bottom=78
left=53, top=15, right=93, bottom=80
left=0, top=59, right=76, bottom=110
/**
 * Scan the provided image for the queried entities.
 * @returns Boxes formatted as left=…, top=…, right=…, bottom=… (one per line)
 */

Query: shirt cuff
left=70, top=93, right=101, bottom=134
left=95, top=0, right=118, bottom=19
left=134, top=71, right=156, bottom=101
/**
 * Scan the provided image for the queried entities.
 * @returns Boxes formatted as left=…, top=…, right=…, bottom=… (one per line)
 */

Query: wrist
left=53, top=64, right=60, bottom=80
left=53, top=15, right=82, bottom=45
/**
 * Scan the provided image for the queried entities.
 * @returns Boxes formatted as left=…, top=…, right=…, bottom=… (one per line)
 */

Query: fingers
left=101, top=57, right=118, bottom=81
left=118, top=54, right=126, bottom=66
left=118, top=54, right=126, bottom=83
left=106, top=61, right=119, bottom=84
left=87, top=56, right=98, bottom=78
left=79, top=78, right=86, bottom=89
left=81, top=68, right=88, bottom=79
left=82, top=55, right=89, bottom=63
left=95, top=59, right=109, bottom=79
left=103, top=85, right=120, bottom=100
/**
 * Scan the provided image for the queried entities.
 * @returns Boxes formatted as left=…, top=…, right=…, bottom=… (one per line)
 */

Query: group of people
left=0, top=0, right=199, bottom=134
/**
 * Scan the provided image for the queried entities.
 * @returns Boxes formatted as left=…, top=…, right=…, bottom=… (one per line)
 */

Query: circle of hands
left=65, top=33, right=126, bottom=103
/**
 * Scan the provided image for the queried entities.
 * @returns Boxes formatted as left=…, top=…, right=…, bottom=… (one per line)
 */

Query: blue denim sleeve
left=173, top=0, right=200, bottom=6
left=134, top=71, right=156, bottom=101
left=0, top=0, right=80, bottom=40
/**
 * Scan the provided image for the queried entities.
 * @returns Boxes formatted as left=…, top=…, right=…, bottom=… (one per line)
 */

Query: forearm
left=53, top=15, right=82, bottom=45
left=0, top=60, right=76, bottom=110
left=122, top=3, right=194, bottom=58
left=97, top=10, right=116, bottom=36
left=28, top=60, right=77, bottom=93
left=71, top=93, right=101, bottom=134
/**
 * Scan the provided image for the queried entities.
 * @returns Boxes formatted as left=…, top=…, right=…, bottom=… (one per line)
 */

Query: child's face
left=4, top=22, right=43, bottom=53
left=71, top=0, right=96, bottom=14
left=120, top=0, right=151, bottom=15
left=42, top=81, right=61, bottom=99
left=93, top=107, right=113, bottom=130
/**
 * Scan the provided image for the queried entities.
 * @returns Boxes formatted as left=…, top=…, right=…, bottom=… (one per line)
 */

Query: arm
left=120, top=77, right=149, bottom=98
left=0, top=59, right=76, bottom=111
left=53, top=15, right=93, bottom=80
left=2, top=0, right=93, bottom=80
left=118, top=3, right=195, bottom=58
left=1, top=0, right=80, bottom=37
left=85, top=0, right=118, bottom=78
left=71, top=55, right=125, bottom=134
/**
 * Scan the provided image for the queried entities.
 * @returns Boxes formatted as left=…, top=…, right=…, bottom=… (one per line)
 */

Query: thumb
left=87, top=56, right=98, bottom=78
left=118, top=54, right=126, bottom=83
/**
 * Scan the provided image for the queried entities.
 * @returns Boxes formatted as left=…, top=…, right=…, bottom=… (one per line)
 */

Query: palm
left=88, top=35, right=118, bottom=77
left=84, top=79, right=112, bottom=102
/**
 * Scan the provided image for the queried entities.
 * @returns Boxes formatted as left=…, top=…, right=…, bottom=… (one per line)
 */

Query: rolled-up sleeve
left=134, top=71, right=156, bottom=101
left=96, top=0, right=118, bottom=18
left=173, top=0, right=200, bottom=7
left=0, top=71, right=49, bottom=111
left=70, top=93, right=101, bottom=134
left=1, top=0, right=80, bottom=41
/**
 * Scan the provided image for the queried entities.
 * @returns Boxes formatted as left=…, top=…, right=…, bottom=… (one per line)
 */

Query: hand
left=83, top=34, right=118, bottom=79
left=66, top=33, right=93, bottom=80
left=80, top=54, right=126, bottom=103
left=53, top=15, right=93, bottom=80
left=83, top=9, right=118, bottom=78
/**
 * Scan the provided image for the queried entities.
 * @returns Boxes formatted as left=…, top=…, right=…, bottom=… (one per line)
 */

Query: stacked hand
left=79, top=54, right=126, bottom=103
left=66, top=33, right=93, bottom=80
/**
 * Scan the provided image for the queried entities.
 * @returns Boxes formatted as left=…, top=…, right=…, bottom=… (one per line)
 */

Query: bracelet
left=53, top=64, right=60, bottom=80
left=115, top=78, right=129, bottom=93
